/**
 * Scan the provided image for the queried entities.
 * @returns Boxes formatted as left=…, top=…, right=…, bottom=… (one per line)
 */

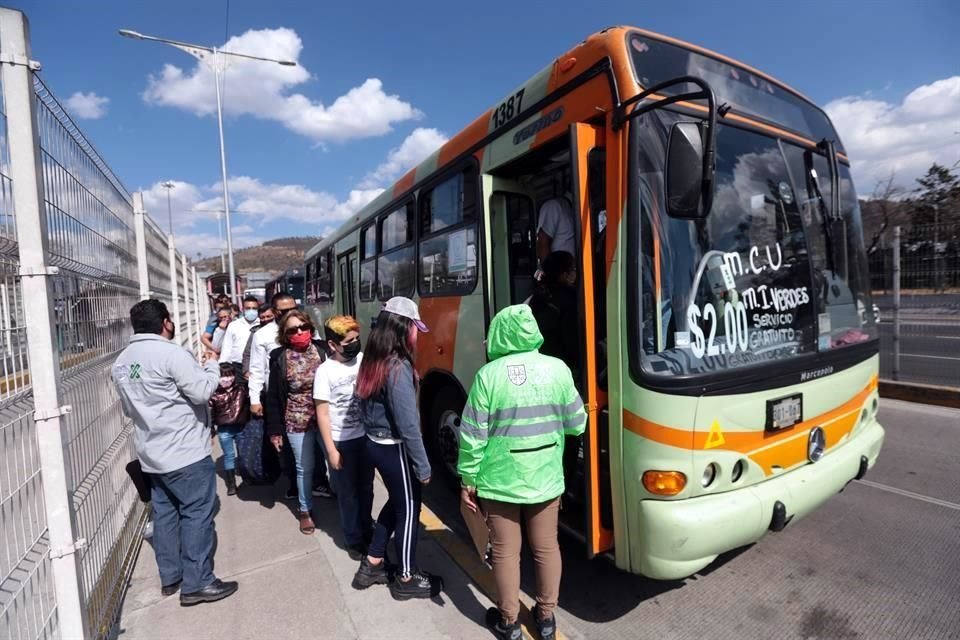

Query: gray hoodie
left=112, top=334, right=220, bottom=474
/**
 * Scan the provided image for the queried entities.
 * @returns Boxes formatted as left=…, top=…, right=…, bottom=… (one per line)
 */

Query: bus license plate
left=767, top=394, right=803, bottom=432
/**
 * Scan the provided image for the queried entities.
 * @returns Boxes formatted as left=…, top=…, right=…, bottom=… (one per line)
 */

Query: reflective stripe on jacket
left=458, top=304, right=586, bottom=504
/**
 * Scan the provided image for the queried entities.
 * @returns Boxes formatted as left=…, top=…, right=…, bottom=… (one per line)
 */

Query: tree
left=912, top=162, right=960, bottom=226
left=861, top=171, right=908, bottom=254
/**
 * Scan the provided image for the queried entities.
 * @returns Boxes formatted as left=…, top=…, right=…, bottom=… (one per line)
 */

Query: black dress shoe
left=160, top=580, right=181, bottom=597
left=179, top=579, right=239, bottom=606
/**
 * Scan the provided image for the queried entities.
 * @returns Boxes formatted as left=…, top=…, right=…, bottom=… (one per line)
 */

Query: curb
left=420, top=502, right=568, bottom=640
left=879, top=380, right=960, bottom=409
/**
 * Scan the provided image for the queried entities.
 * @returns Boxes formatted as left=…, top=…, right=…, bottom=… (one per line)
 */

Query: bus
left=265, top=269, right=305, bottom=306
left=206, top=271, right=243, bottom=299
left=303, top=27, right=883, bottom=580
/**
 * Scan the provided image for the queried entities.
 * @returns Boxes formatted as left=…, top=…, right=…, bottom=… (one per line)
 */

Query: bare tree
left=863, top=171, right=908, bottom=254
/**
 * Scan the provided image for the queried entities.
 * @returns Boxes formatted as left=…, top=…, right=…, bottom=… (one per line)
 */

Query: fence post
left=133, top=192, right=150, bottom=300
left=181, top=252, right=192, bottom=350
left=192, top=267, right=203, bottom=356
left=168, top=234, right=180, bottom=344
left=0, top=7, right=88, bottom=634
left=892, top=225, right=901, bottom=381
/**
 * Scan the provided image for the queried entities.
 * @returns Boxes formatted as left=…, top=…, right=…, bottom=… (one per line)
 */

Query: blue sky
left=20, top=0, right=960, bottom=258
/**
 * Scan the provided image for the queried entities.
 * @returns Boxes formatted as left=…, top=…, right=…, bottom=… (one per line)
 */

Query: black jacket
left=264, top=340, right=326, bottom=436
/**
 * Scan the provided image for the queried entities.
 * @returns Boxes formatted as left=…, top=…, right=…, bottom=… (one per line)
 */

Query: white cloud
left=826, top=76, right=960, bottom=194
left=65, top=91, right=109, bottom=119
left=217, top=176, right=383, bottom=224
left=141, top=180, right=208, bottom=229
left=141, top=27, right=422, bottom=143
left=138, top=176, right=383, bottom=257
left=360, top=127, right=448, bottom=188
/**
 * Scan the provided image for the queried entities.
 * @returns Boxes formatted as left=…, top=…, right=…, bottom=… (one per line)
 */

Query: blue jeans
left=217, top=424, right=244, bottom=472
left=329, top=436, right=374, bottom=546
left=149, top=456, right=217, bottom=593
left=286, top=431, right=316, bottom=513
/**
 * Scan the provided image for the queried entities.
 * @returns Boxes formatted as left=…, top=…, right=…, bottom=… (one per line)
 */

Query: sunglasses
left=284, top=323, right=313, bottom=337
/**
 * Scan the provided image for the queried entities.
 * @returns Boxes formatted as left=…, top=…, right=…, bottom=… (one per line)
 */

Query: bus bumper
left=631, top=418, right=885, bottom=580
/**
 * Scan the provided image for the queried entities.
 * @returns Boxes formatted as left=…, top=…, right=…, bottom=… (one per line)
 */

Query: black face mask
left=340, top=340, right=361, bottom=360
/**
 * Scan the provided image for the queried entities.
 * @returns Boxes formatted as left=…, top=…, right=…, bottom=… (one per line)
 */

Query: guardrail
left=0, top=8, right=209, bottom=640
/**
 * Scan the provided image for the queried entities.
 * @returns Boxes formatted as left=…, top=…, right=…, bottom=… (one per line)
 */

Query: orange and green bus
left=304, top=26, right=883, bottom=580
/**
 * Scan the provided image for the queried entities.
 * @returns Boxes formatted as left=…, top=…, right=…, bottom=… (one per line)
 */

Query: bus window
left=419, top=168, right=479, bottom=296
left=378, top=204, right=416, bottom=299
left=359, top=223, right=377, bottom=302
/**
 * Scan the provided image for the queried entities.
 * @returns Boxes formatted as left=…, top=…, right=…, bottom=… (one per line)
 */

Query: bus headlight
left=642, top=471, right=687, bottom=496
left=701, top=463, right=718, bottom=488
left=731, top=459, right=745, bottom=483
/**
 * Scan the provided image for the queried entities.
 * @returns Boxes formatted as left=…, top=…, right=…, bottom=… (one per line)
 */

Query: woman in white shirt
left=314, top=315, right=373, bottom=559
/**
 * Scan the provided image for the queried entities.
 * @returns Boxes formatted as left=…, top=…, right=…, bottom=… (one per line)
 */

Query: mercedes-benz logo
left=807, top=426, right=826, bottom=462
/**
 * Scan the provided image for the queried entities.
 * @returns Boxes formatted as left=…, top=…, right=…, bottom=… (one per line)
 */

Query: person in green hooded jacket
left=458, top=304, right=586, bottom=640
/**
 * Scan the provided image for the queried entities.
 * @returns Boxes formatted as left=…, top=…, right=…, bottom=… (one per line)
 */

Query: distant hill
left=192, top=236, right=322, bottom=274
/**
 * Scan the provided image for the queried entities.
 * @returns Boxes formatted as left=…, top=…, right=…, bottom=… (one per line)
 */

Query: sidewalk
left=114, top=453, right=500, bottom=640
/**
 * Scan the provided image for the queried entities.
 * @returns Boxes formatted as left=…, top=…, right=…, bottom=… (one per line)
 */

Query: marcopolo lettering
left=513, top=107, right=564, bottom=145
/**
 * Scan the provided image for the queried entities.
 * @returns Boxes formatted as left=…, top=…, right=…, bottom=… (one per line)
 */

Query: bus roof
left=310, top=26, right=822, bottom=254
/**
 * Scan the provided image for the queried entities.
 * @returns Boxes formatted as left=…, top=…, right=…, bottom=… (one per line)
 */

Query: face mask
left=243, top=309, right=258, bottom=323
left=289, top=331, right=313, bottom=350
left=219, top=375, right=234, bottom=388
left=340, top=340, right=361, bottom=360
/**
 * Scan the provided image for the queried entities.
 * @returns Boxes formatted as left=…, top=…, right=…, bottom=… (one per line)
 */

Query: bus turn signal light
left=643, top=471, right=687, bottom=496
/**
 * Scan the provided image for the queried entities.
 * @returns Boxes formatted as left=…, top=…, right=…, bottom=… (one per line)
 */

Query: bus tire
left=427, top=390, right=464, bottom=489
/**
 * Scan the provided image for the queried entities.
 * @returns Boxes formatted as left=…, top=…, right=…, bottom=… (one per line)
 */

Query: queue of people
left=112, top=275, right=584, bottom=637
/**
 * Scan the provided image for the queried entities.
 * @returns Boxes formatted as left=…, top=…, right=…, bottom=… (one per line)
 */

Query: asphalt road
left=423, top=399, right=960, bottom=639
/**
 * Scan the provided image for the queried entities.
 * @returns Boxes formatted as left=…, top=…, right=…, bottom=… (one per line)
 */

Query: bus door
left=337, top=250, right=357, bottom=318
left=569, top=122, right=614, bottom=557
left=487, top=179, right=537, bottom=314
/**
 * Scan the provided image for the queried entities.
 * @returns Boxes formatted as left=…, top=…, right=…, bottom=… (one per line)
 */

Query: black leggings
left=366, top=440, right=422, bottom=578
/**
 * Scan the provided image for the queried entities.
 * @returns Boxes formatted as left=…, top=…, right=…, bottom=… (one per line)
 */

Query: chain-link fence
left=0, top=8, right=209, bottom=640
left=869, top=220, right=960, bottom=388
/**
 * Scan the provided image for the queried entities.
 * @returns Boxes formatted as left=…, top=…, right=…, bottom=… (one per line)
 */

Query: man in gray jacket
left=112, top=299, right=239, bottom=606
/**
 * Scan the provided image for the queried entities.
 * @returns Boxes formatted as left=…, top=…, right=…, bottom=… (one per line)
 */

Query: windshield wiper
left=804, top=147, right=838, bottom=274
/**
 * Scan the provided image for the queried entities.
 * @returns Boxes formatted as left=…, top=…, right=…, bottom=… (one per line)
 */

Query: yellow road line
left=420, top=502, right=569, bottom=640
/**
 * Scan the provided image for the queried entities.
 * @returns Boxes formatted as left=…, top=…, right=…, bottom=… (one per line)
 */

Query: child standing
left=314, top=315, right=374, bottom=559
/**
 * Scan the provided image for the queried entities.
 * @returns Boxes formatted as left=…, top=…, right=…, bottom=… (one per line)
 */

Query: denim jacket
left=360, top=359, right=431, bottom=482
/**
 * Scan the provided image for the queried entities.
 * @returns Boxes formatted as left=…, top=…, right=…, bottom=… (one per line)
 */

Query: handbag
left=210, top=366, right=250, bottom=426
left=235, top=417, right=280, bottom=485
left=125, top=459, right=152, bottom=503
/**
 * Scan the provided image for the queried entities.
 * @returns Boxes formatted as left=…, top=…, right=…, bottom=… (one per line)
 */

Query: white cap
left=382, top=296, right=429, bottom=333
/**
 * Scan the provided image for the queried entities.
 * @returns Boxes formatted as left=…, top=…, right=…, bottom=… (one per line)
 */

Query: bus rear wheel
left=428, top=392, right=463, bottom=487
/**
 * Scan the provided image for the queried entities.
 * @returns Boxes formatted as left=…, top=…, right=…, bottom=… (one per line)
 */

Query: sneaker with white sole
left=389, top=570, right=442, bottom=601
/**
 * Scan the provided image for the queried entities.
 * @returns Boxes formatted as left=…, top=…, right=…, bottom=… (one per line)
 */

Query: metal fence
left=0, top=9, right=209, bottom=640
left=869, top=220, right=960, bottom=388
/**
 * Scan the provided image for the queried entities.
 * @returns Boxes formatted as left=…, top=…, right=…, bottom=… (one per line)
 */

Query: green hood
left=486, top=304, right=544, bottom=360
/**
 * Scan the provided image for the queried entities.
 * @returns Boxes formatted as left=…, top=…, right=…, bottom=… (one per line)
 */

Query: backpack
left=235, top=417, right=280, bottom=485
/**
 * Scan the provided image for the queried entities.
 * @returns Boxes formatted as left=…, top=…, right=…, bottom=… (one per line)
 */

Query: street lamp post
left=161, top=180, right=175, bottom=236
left=119, top=28, right=296, bottom=301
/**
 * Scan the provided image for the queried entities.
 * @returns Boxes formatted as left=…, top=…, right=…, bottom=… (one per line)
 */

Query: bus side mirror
left=665, top=122, right=713, bottom=219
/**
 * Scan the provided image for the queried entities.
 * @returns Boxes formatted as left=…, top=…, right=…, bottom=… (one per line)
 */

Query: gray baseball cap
left=382, top=296, right=429, bottom=332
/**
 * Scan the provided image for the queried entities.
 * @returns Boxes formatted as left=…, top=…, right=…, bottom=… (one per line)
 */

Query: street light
left=120, top=28, right=297, bottom=301
left=161, top=180, right=175, bottom=236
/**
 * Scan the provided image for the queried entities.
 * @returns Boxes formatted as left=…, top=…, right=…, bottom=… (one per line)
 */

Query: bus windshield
left=628, top=32, right=842, bottom=150
left=635, top=116, right=876, bottom=378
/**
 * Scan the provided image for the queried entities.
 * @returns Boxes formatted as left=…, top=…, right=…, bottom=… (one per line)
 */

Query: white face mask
left=243, top=309, right=258, bottom=323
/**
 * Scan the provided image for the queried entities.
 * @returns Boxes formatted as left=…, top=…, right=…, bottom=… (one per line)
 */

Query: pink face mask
left=219, top=376, right=234, bottom=388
